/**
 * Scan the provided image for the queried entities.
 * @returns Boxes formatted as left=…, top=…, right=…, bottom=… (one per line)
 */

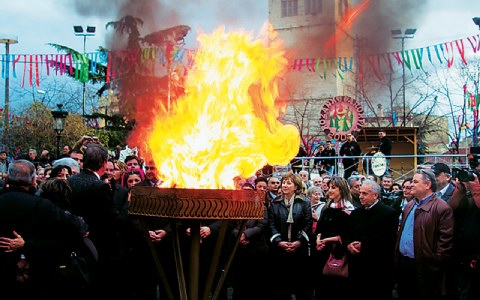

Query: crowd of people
left=0, top=132, right=479, bottom=300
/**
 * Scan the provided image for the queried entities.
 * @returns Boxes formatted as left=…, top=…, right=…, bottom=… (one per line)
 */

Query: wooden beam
left=404, top=136, right=414, bottom=144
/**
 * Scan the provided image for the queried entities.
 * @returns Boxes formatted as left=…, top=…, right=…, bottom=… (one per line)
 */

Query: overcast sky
left=1, top=0, right=479, bottom=55
left=1, top=0, right=480, bottom=113
left=0, top=0, right=269, bottom=54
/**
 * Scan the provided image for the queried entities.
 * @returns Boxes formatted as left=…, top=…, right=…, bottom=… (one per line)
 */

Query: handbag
left=322, top=251, right=348, bottom=278
left=55, top=237, right=97, bottom=289
left=56, top=251, right=91, bottom=288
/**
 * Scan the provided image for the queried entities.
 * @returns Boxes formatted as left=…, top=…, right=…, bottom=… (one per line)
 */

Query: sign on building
left=319, top=95, right=365, bottom=141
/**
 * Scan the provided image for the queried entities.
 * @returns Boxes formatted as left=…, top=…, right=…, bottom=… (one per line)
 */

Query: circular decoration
left=371, top=152, right=387, bottom=176
left=319, top=95, right=365, bottom=141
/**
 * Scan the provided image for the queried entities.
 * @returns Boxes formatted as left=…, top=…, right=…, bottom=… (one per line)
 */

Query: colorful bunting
left=289, top=33, right=480, bottom=80
left=0, top=33, right=479, bottom=88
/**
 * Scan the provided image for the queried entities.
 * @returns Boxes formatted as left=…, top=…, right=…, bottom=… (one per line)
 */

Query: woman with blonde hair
left=112, top=160, right=127, bottom=183
left=268, top=171, right=312, bottom=299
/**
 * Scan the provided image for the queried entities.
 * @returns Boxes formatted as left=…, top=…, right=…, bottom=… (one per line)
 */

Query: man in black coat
left=67, top=144, right=130, bottom=298
left=0, top=159, right=84, bottom=298
left=340, top=133, right=362, bottom=179
left=322, top=140, right=337, bottom=176
left=377, top=129, right=392, bottom=176
left=346, top=179, right=399, bottom=300
left=132, top=158, right=176, bottom=299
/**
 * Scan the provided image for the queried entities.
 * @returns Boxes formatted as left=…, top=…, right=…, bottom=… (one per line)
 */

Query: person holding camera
left=448, top=170, right=480, bottom=300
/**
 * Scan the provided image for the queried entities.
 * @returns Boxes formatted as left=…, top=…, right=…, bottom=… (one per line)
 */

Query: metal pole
left=82, top=35, right=86, bottom=117
left=203, top=220, right=228, bottom=300
left=402, top=37, right=406, bottom=127
left=4, top=43, right=10, bottom=148
left=464, top=91, right=468, bottom=158
left=189, top=221, right=200, bottom=300
left=56, top=133, right=61, bottom=158
left=172, top=221, right=188, bottom=300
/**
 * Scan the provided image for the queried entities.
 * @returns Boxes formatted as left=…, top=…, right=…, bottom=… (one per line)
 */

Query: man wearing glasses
left=397, top=177, right=414, bottom=224
left=311, top=175, right=322, bottom=187
left=431, top=163, right=455, bottom=202
left=265, top=176, right=281, bottom=208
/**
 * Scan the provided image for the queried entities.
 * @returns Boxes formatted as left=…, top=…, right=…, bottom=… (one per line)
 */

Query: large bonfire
left=142, top=26, right=300, bottom=189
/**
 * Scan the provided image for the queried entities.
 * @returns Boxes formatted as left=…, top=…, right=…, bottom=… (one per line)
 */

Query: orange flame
left=146, top=26, right=300, bottom=189
left=326, top=0, right=372, bottom=49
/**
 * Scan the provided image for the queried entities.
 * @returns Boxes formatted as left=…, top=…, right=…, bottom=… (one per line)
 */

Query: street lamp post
left=73, top=25, right=96, bottom=117
left=473, top=17, right=480, bottom=147
left=391, top=28, right=417, bottom=127
left=51, top=104, right=68, bottom=158
left=0, top=34, right=18, bottom=149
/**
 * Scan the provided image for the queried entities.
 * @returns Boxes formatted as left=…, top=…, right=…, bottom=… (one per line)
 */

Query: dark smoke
left=352, top=0, right=427, bottom=55
left=64, top=0, right=269, bottom=151
left=289, top=0, right=428, bottom=59
left=65, top=0, right=268, bottom=49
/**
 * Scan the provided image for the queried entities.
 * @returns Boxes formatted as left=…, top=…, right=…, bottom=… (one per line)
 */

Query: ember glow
left=147, top=26, right=300, bottom=189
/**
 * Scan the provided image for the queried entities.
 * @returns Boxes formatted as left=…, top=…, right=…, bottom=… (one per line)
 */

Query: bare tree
left=458, top=56, right=480, bottom=147
left=418, top=66, right=466, bottom=155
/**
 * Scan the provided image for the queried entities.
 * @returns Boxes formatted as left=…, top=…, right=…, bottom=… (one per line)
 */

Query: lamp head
left=405, top=28, right=417, bottom=35
left=51, top=104, right=69, bottom=132
left=73, top=26, right=84, bottom=33
left=391, top=29, right=402, bottom=35
left=0, top=34, right=19, bottom=44
left=473, top=17, right=480, bottom=28
left=86, top=26, right=96, bottom=33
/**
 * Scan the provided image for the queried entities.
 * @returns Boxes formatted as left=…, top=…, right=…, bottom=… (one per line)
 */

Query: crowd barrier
left=271, top=153, right=469, bottom=182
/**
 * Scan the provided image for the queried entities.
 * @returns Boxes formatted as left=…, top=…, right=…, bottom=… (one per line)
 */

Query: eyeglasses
left=270, top=181, right=280, bottom=184
left=127, top=179, right=141, bottom=183
left=145, top=167, right=156, bottom=170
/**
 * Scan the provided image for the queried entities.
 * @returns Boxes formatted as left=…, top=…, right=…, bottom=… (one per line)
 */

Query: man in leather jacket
left=394, top=169, right=454, bottom=300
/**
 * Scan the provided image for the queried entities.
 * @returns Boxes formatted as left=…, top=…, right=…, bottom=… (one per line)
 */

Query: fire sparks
left=146, top=26, right=300, bottom=189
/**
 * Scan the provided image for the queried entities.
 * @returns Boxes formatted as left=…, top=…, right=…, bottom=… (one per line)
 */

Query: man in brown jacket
left=395, top=169, right=454, bottom=300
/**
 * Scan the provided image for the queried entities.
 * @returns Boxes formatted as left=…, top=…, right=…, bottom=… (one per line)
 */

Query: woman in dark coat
left=230, top=183, right=270, bottom=300
left=268, top=171, right=312, bottom=300
left=312, top=176, right=356, bottom=300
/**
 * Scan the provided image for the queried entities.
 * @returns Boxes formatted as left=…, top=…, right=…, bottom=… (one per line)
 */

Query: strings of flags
left=290, top=34, right=480, bottom=80
left=0, top=33, right=479, bottom=87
